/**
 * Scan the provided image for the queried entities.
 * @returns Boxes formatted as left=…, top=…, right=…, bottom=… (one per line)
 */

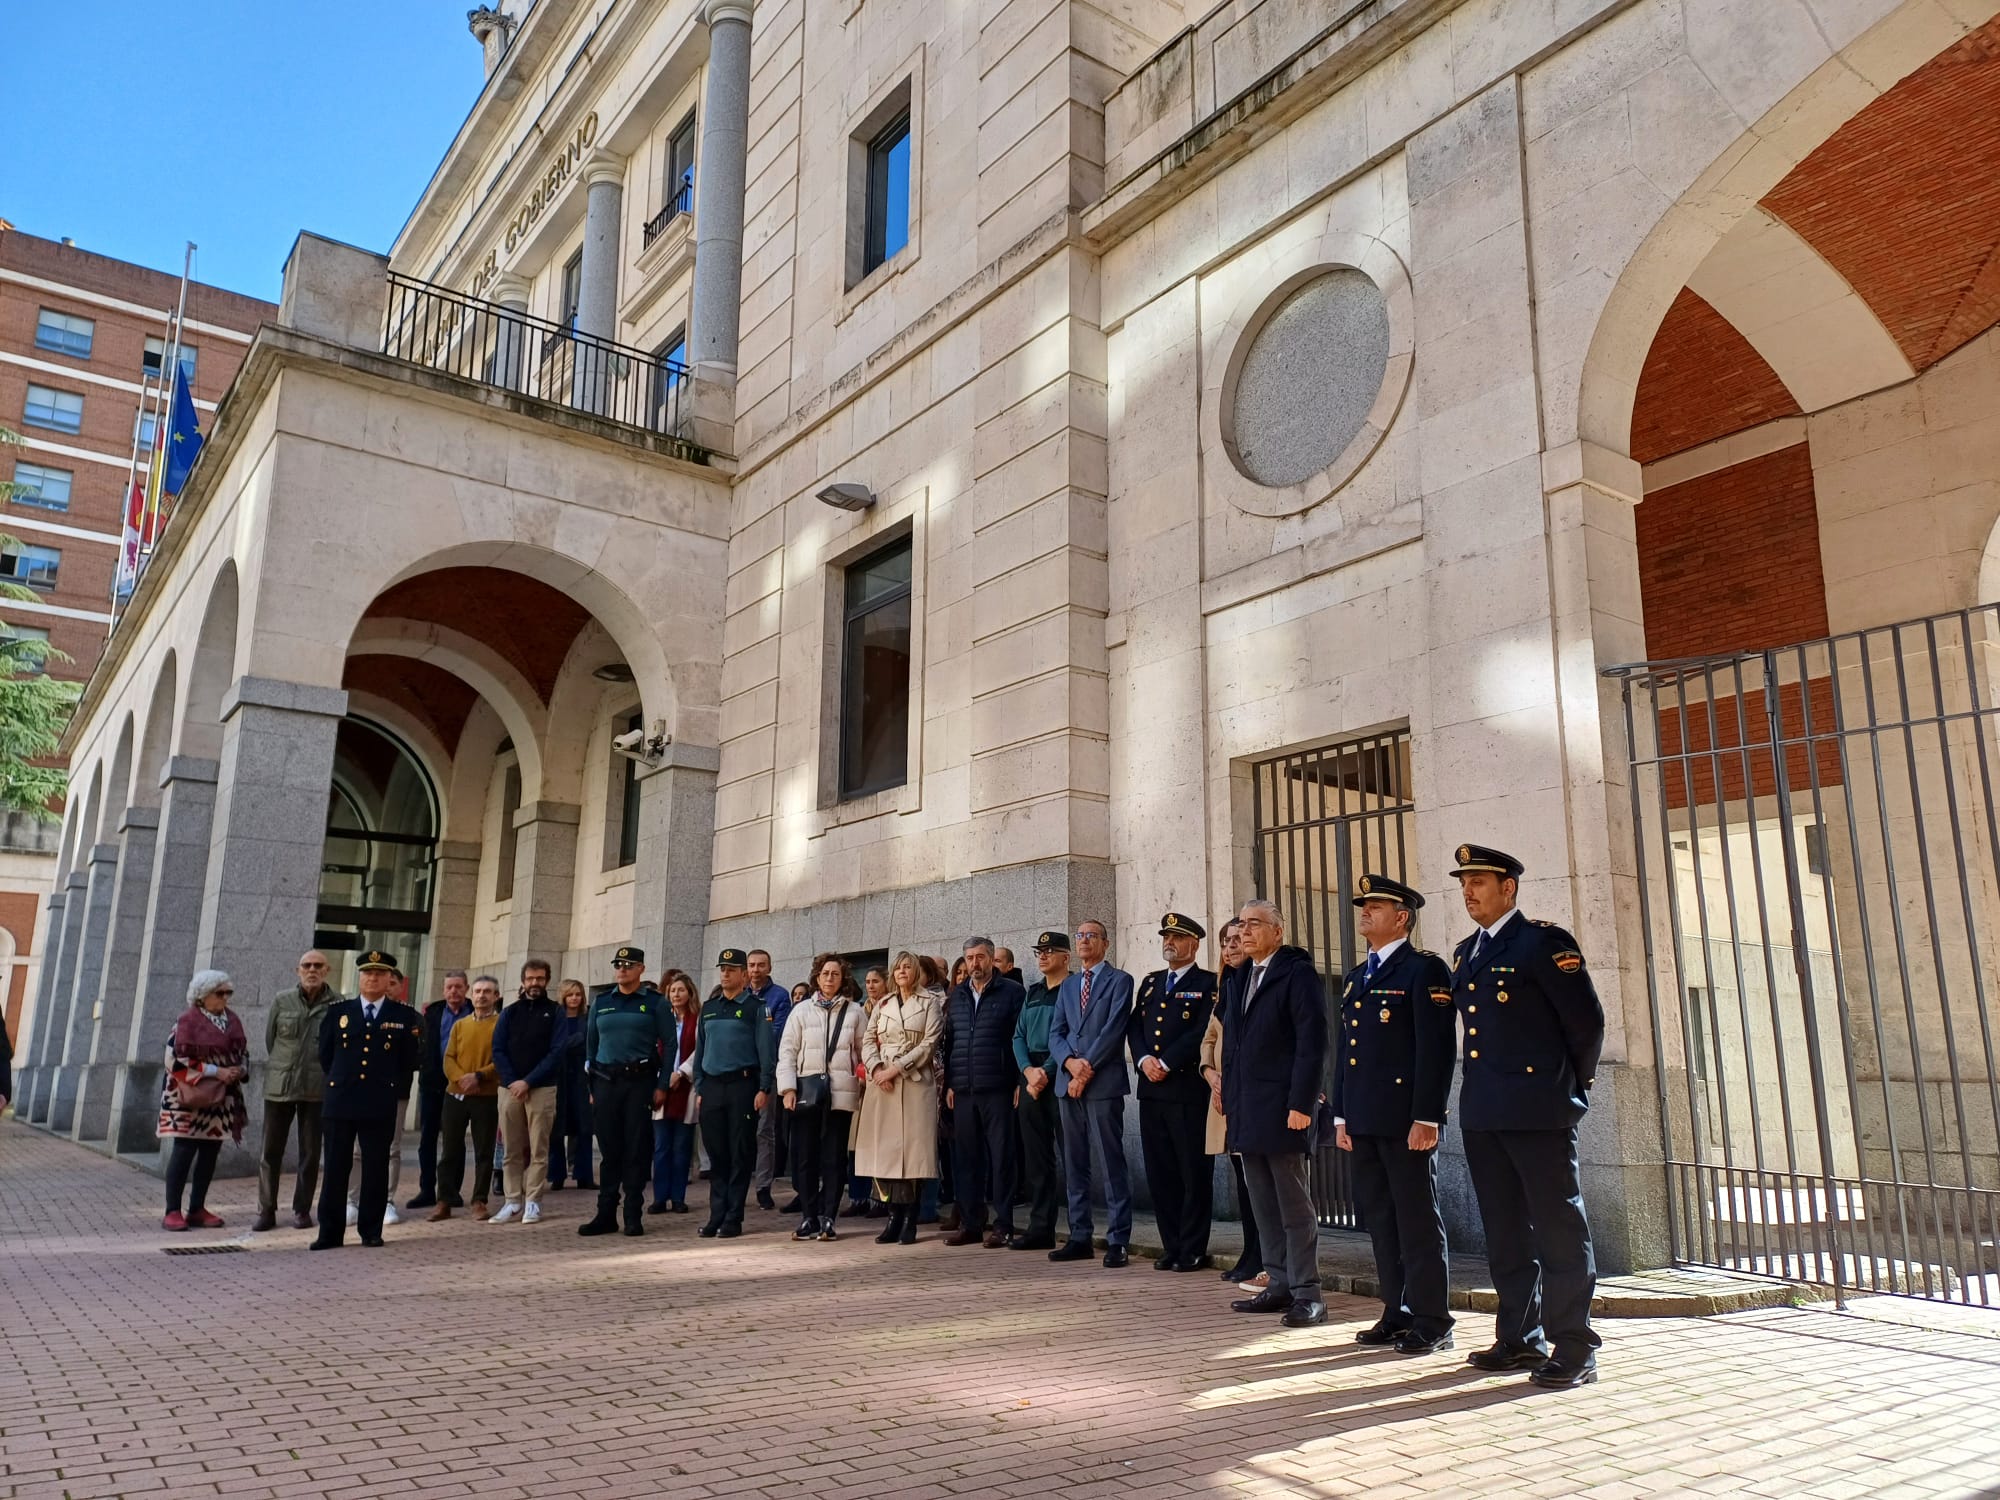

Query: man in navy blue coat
left=311, top=950, right=422, bottom=1250
left=943, top=936, right=1026, bottom=1247
left=1448, top=844, right=1605, bottom=1390
left=1046, top=918, right=1135, bottom=1267
left=1333, top=874, right=1457, bottom=1354
left=1222, top=899, right=1329, bottom=1327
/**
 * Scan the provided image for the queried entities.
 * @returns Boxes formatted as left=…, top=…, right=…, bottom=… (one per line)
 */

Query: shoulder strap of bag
left=824, top=1001, right=850, bottom=1068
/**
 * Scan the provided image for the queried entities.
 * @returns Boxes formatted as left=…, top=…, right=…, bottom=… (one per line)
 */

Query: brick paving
left=3, top=1121, right=1999, bottom=1499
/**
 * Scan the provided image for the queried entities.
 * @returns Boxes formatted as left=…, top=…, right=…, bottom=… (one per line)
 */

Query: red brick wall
left=1631, top=289, right=1802, bottom=464
left=1637, top=443, right=1830, bottom=661
left=1657, top=678, right=1844, bottom=810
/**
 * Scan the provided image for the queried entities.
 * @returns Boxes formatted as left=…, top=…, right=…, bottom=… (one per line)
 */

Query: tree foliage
left=0, top=427, right=78, bottom=817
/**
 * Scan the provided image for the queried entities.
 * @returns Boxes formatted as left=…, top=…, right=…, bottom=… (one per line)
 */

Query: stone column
left=72, top=806, right=159, bottom=1145
left=111, top=757, right=220, bottom=1153
left=488, top=273, right=532, bottom=394
left=421, top=841, right=481, bottom=1003
left=687, top=0, right=752, bottom=437
left=25, top=874, right=86, bottom=1122
left=573, top=154, right=626, bottom=415
left=630, top=745, right=721, bottom=968
left=507, top=802, right=580, bottom=970
left=196, top=677, right=345, bottom=1173
left=14, top=888, right=67, bottom=1115
left=48, top=843, right=120, bottom=1135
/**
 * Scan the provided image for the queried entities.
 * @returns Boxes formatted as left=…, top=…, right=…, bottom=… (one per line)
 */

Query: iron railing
left=1612, top=605, right=2000, bottom=1308
left=643, top=178, right=694, bottom=248
left=1250, top=727, right=1417, bottom=1228
left=381, top=271, right=694, bottom=442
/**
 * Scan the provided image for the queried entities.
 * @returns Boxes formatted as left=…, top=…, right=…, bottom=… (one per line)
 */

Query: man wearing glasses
left=1046, top=919, right=1136, bottom=1267
left=252, top=951, right=340, bottom=1232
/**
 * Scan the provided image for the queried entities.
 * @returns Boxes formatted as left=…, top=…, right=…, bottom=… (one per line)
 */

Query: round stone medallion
left=1226, top=269, right=1391, bottom=489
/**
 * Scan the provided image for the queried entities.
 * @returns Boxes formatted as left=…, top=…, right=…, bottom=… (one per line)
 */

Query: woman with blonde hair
left=854, top=950, right=944, bottom=1245
left=548, top=978, right=595, bottom=1192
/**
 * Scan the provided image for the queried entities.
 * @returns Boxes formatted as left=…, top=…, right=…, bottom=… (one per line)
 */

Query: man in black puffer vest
left=944, top=936, right=1026, bottom=1247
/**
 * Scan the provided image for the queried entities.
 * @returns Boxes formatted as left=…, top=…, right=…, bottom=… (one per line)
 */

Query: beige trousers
left=498, top=1085, right=559, bottom=1206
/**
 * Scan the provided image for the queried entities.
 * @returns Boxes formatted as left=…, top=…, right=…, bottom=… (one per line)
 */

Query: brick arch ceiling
left=358, top=567, right=596, bottom=705
left=343, top=655, right=480, bottom=757
left=1632, top=18, right=2000, bottom=464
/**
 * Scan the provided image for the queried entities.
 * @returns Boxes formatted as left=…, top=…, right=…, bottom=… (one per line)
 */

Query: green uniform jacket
left=585, top=986, right=676, bottom=1090
left=1012, top=979, right=1061, bottom=1076
left=264, top=984, right=342, bottom=1103
left=691, top=993, right=776, bottom=1094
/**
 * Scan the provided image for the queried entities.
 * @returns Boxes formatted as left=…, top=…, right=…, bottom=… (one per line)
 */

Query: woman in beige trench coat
left=855, top=950, right=944, bottom=1246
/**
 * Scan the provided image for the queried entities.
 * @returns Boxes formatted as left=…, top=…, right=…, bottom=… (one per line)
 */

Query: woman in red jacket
left=649, top=971, right=702, bottom=1214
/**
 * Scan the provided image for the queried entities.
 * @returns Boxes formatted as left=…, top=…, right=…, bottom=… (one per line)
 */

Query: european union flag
left=161, top=368, right=204, bottom=495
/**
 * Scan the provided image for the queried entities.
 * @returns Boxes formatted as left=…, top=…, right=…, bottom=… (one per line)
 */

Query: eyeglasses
left=213, top=988, right=235, bottom=997
left=299, top=962, right=327, bottom=970
left=1073, top=930, right=1105, bottom=941
left=611, top=962, right=642, bottom=970
left=1238, top=917, right=1277, bottom=928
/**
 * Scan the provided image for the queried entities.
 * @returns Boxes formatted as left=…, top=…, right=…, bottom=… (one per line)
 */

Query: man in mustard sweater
left=432, top=976, right=502, bottom=1221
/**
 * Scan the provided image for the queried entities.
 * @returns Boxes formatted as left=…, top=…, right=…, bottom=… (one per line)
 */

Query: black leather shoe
left=1176, top=1254, right=1212, bottom=1272
left=622, top=1222, right=644, bottom=1237
left=756, top=1189, right=775, bottom=1210
left=1048, top=1240, right=1094, bottom=1262
left=1231, top=1288, right=1292, bottom=1314
left=360, top=1236, right=386, bottom=1248
left=578, top=1216, right=619, bottom=1237
left=1530, top=1353, right=1599, bottom=1389
left=404, top=1194, right=436, bottom=1211
left=698, top=1222, right=722, bottom=1238
left=1103, top=1245, right=1129, bottom=1268
left=1354, top=1320, right=1411, bottom=1346
left=647, top=1201, right=670, bottom=1215
left=1394, top=1329, right=1455, bottom=1356
left=1152, top=1254, right=1180, bottom=1272
left=670, top=1201, right=689, bottom=1213
left=1222, top=1262, right=1262, bottom=1283
left=792, top=1217, right=820, bottom=1241
left=1008, top=1233, right=1055, bottom=1250
left=780, top=1196, right=802, bottom=1214
left=719, top=1222, right=742, bottom=1238
left=308, top=1238, right=340, bottom=1251
left=1467, top=1341, right=1552, bottom=1372
left=1282, top=1299, right=1328, bottom=1328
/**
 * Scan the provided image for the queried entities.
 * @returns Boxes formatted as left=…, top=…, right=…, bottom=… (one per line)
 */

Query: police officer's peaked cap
left=716, top=947, right=749, bottom=969
left=1158, top=912, right=1206, bottom=939
left=611, top=945, right=646, bottom=967
left=1031, top=930, right=1070, bottom=953
left=1450, top=844, right=1525, bottom=879
left=1353, top=874, right=1424, bottom=910
left=356, top=949, right=399, bottom=972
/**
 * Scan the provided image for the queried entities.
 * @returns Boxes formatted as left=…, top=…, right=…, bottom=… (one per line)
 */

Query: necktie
left=1472, top=929, right=1490, bottom=964
left=364, top=1004, right=377, bottom=1025
left=1080, top=968, right=1093, bottom=1015
left=1246, top=964, right=1265, bottom=1006
left=1364, top=952, right=1381, bottom=984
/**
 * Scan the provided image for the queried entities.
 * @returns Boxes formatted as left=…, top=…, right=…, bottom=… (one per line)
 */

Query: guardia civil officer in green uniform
left=1008, top=930, right=1069, bottom=1250
left=1448, top=844, right=1605, bottom=1390
left=579, top=945, right=675, bottom=1238
left=691, top=947, right=776, bottom=1238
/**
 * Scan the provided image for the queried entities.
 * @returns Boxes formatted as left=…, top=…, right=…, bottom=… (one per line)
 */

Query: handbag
left=179, top=1071, right=229, bottom=1111
left=793, top=1001, right=849, bottom=1111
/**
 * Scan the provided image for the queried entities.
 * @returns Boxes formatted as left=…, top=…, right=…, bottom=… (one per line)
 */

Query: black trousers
left=593, top=1070, right=654, bottom=1226
left=317, top=1114, right=393, bottom=1243
left=1462, top=1127, right=1599, bottom=1357
left=790, top=1100, right=852, bottom=1223
left=1229, top=1155, right=1265, bottom=1274
left=1015, top=1082, right=1061, bottom=1238
left=439, top=1093, right=497, bottom=1207
left=165, top=1138, right=221, bottom=1213
left=954, top=1088, right=1018, bottom=1233
left=1140, top=1095, right=1213, bottom=1263
left=257, top=1099, right=322, bottom=1218
left=700, top=1070, right=760, bottom=1229
left=414, top=1086, right=444, bottom=1200
left=1349, top=1131, right=1452, bottom=1335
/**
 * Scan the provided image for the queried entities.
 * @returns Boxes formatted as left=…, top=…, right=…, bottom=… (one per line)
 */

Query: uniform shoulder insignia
left=1428, top=985, right=1453, bottom=1006
left=1553, top=950, right=1585, bottom=973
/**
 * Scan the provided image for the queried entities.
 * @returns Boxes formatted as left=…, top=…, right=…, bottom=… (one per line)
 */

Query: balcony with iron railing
left=379, top=270, right=701, bottom=458
left=643, top=178, right=694, bottom=249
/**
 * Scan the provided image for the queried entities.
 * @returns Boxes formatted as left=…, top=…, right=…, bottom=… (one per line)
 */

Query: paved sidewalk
left=3, top=1120, right=1999, bottom=1499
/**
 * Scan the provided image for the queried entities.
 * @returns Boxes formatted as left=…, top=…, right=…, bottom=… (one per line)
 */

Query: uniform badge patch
left=1429, top=987, right=1452, bottom=1006
left=339, top=1015, right=350, bottom=1029
left=1553, top=951, right=1584, bottom=973
left=1379, top=1008, right=1391, bottom=1023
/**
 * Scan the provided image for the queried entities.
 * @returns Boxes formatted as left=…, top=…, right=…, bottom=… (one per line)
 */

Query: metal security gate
left=1611, top=608, right=2000, bottom=1307
left=1250, top=728, right=1416, bottom=1228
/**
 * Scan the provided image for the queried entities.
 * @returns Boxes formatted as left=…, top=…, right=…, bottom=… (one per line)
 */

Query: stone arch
left=442, top=700, right=511, bottom=848
left=55, top=791, right=85, bottom=882
left=340, top=692, right=457, bottom=834
left=544, top=621, right=636, bottom=814
left=75, top=762, right=102, bottom=857
left=132, top=652, right=178, bottom=810
left=182, top=560, right=241, bottom=762
left=101, top=721, right=133, bottom=841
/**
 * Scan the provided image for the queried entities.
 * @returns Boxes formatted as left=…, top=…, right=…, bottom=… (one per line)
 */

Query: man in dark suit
left=311, top=950, right=422, bottom=1249
left=1046, top=918, right=1136, bottom=1267
left=1333, top=875, right=1457, bottom=1354
left=1222, top=898, right=1329, bottom=1327
left=943, top=936, right=1026, bottom=1247
left=1448, top=844, right=1606, bottom=1390
left=405, top=968, right=469, bottom=1211
left=1130, top=911, right=1219, bottom=1272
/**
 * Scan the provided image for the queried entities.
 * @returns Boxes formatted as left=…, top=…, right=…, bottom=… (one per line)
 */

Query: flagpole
left=109, top=358, right=157, bottom=627
left=139, top=243, right=196, bottom=579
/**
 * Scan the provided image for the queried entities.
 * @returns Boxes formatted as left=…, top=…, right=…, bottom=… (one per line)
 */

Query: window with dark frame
left=143, top=338, right=197, bottom=380
left=559, top=252, right=584, bottom=332
left=495, top=760, right=523, bottom=899
left=616, top=709, right=643, bottom=868
left=655, top=327, right=687, bottom=430
left=862, top=107, right=912, bottom=276
left=838, top=535, right=913, bottom=800
left=667, top=111, right=697, bottom=212
left=35, top=309, right=94, bottom=359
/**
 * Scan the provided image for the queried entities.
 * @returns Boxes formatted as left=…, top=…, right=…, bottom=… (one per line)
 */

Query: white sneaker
left=382, top=1204, right=402, bottom=1226
left=488, top=1202, right=521, bottom=1224
left=345, top=1204, right=359, bottom=1227
left=522, top=1202, right=542, bottom=1224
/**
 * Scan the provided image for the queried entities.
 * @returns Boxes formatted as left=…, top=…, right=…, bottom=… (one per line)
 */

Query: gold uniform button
left=1469, top=1050, right=1479, bottom=1059
left=1468, top=1006, right=1477, bottom=1014
left=1349, top=1058, right=1357, bottom=1066
left=1353, top=1002, right=1361, bottom=1011
left=1526, top=1066, right=1535, bottom=1074
left=1395, top=1077, right=1403, bottom=1085
left=1468, top=1028, right=1477, bottom=1036
left=1468, top=982, right=1477, bottom=992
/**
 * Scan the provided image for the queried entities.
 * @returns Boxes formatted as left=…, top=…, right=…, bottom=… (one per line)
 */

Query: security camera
left=611, top=720, right=672, bottom=764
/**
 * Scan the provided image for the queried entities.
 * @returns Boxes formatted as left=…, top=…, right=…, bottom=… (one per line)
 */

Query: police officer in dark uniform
left=691, top=948, right=776, bottom=1239
left=311, top=950, right=421, bottom=1250
left=1448, top=844, right=1606, bottom=1389
left=1333, top=874, right=1457, bottom=1354
left=1130, top=912, right=1220, bottom=1272
left=579, top=945, right=675, bottom=1239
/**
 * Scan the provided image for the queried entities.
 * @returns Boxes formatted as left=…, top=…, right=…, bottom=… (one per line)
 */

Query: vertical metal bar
left=1948, top=605, right=2000, bottom=1306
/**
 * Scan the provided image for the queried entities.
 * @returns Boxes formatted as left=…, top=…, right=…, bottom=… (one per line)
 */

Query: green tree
left=0, top=426, right=78, bottom=817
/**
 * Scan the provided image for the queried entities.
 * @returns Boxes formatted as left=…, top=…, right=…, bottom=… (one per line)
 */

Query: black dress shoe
left=360, top=1236, right=386, bottom=1248
left=1467, top=1340, right=1552, bottom=1372
left=698, top=1222, right=722, bottom=1238
left=1152, top=1254, right=1180, bottom=1271
left=647, top=1201, right=670, bottom=1215
left=780, top=1196, right=802, bottom=1214
left=1282, top=1299, right=1328, bottom=1328
left=307, top=1238, right=341, bottom=1251
left=719, top=1222, right=742, bottom=1238
left=1231, top=1288, right=1292, bottom=1314
left=1103, top=1245, right=1129, bottom=1268
left=404, top=1194, right=436, bottom=1211
left=578, top=1217, right=619, bottom=1237
left=792, top=1217, right=820, bottom=1241
left=1530, top=1353, right=1599, bottom=1389
left=1394, top=1329, right=1455, bottom=1356
left=1222, top=1262, right=1262, bottom=1283
left=756, top=1189, right=775, bottom=1210
left=1176, top=1254, right=1212, bottom=1272
left=622, top=1223, right=644, bottom=1237
left=1008, top=1233, right=1056, bottom=1250
left=670, top=1201, right=689, bottom=1214
left=1354, top=1320, right=1411, bottom=1346
left=1048, top=1240, right=1094, bottom=1262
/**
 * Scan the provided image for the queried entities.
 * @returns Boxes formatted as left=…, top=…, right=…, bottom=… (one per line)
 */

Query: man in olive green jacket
left=253, top=951, right=342, bottom=1232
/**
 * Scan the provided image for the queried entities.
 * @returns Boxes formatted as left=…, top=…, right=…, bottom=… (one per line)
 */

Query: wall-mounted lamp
left=816, top=482, right=876, bottom=512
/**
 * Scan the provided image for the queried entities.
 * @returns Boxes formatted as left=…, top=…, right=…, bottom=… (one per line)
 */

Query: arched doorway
left=315, top=717, right=440, bottom=995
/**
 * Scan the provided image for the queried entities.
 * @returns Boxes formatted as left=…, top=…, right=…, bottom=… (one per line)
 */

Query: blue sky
left=5, top=4, right=488, bottom=302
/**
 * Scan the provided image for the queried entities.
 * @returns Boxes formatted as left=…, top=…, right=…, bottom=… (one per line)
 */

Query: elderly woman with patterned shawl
left=158, top=969, right=250, bottom=1231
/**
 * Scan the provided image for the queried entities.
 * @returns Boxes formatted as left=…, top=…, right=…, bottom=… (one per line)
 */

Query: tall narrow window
left=495, top=760, right=523, bottom=899
left=615, top=710, right=643, bottom=867
left=559, top=252, right=584, bottom=332
left=863, top=109, right=912, bottom=275
left=35, top=309, right=94, bottom=359
left=838, top=536, right=913, bottom=799
left=655, top=326, right=687, bottom=432
left=666, top=111, right=697, bottom=213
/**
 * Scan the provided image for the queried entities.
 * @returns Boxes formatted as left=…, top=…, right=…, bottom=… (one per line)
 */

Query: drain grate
left=161, top=1244, right=248, bottom=1256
